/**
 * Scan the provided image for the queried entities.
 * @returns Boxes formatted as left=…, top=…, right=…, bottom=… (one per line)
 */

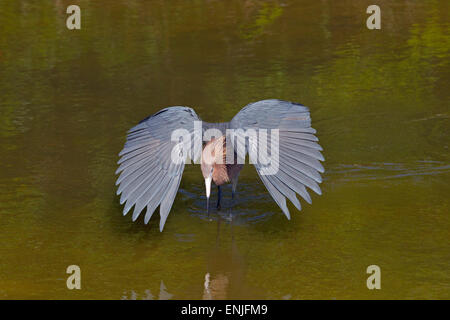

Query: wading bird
left=116, top=100, right=324, bottom=231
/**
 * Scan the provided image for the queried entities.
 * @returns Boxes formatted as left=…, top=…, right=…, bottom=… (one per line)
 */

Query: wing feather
left=116, top=106, right=201, bottom=230
left=229, top=99, right=324, bottom=218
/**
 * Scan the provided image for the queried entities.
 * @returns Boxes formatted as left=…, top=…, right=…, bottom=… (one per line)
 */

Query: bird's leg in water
left=228, top=193, right=234, bottom=220
left=231, top=177, right=238, bottom=206
left=217, top=186, right=222, bottom=210
left=229, top=177, right=238, bottom=220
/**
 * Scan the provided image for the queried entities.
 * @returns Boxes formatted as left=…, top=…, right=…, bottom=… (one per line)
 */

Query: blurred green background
left=0, top=0, right=448, bottom=299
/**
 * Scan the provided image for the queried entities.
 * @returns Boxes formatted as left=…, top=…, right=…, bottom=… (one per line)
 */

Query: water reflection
left=203, top=273, right=229, bottom=300
left=121, top=281, right=173, bottom=300
left=119, top=217, right=251, bottom=300
left=201, top=217, right=248, bottom=299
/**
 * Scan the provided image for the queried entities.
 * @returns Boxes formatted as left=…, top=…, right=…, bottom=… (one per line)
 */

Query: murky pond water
left=0, top=0, right=449, bottom=299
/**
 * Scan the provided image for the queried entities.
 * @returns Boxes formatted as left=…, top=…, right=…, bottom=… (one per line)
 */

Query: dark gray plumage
left=116, top=99, right=324, bottom=231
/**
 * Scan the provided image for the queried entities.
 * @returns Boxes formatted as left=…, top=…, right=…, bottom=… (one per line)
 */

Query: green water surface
left=0, top=0, right=449, bottom=299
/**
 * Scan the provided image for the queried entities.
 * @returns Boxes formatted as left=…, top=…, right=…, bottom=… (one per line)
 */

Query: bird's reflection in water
left=121, top=280, right=173, bottom=300
left=203, top=272, right=229, bottom=300
left=202, top=216, right=249, bottom=300
left=121, top=215, right=258, bottom=300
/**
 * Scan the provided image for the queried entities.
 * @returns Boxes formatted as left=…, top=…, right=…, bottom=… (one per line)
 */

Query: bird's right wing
left=115, top=107, right=202, bottom=231
left=229, top=99, right=324, bottom=219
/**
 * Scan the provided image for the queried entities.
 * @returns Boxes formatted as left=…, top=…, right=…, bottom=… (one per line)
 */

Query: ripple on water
left=326, top=161, right=450, bottom=182
left=179, top=182, right=276, bottom=226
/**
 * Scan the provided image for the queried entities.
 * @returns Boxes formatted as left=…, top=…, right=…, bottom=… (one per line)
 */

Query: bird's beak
left=205, top=177, right=211, bottom=215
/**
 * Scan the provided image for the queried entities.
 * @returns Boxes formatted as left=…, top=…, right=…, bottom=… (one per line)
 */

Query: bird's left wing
left=229, top=99, right=324, bottom=219
left=115, top=107, right=202, bottom=231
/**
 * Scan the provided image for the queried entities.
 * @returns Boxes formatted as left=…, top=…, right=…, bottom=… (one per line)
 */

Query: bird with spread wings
left=115, top=99, right=324, bottom=231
